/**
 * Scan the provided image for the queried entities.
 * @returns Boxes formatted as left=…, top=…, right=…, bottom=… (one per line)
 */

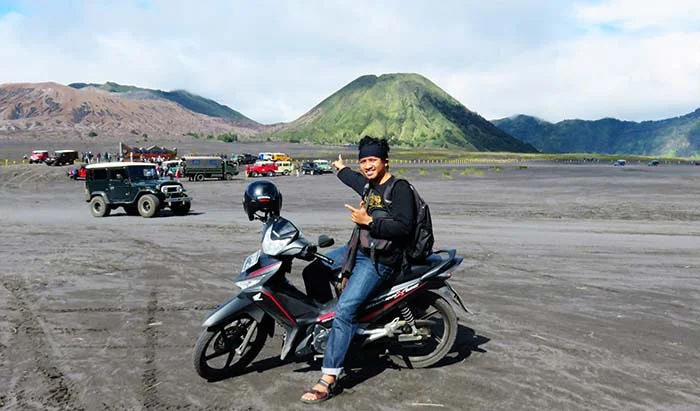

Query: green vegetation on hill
left=69, top=82, right=255, bottom=123
left=266, top=73, right=538, bottom=152
left=494, top=109, right=700, bottom=157
left=184, top=131, right=239, bottom=142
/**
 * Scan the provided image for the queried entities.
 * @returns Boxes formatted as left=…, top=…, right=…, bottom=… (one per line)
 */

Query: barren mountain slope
left=0, top=82, right=260, bottom=141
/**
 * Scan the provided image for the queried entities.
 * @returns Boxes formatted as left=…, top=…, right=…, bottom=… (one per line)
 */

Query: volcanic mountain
left=68, top=81, right=256, bottom=124
left=0, top=82, right=261, bottom=140
left=268, top=73, right=538, bottom=152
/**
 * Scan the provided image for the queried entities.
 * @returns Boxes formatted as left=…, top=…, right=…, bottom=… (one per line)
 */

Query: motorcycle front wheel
left=193, top=315, right=269, bottom=381
left=388, top=292, right=458, bottom=369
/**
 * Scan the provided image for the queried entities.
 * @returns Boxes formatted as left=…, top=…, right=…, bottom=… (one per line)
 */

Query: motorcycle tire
left=193, top=314, right=270, bottom=381
left=388, top=292, right=458, bottom=369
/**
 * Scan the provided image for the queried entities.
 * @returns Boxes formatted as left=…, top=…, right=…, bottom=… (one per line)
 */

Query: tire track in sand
left=1, top=280, right=86, bottom=411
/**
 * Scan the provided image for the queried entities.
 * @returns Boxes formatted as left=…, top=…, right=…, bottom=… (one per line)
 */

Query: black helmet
left=243, top=180, right=282, bottom=221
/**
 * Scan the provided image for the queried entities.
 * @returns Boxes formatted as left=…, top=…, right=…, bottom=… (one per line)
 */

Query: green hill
left=267, top=73, right=538, bottom=152
left=68, top=81, right=256, bottom=124
left=493, top=109, right=700, bottom=156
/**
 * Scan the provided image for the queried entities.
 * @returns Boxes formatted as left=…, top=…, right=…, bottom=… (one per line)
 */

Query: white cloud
left=575, top=0, right=700, bottom=31
left=1, top=1, right=699, bottom=123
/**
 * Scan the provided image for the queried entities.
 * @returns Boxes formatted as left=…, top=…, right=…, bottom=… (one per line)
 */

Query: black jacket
left=337, top=167, right=415, bottom=267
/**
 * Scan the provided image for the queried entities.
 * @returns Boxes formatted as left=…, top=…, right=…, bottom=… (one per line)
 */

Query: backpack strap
left=383, top=177, right=407, bottom=208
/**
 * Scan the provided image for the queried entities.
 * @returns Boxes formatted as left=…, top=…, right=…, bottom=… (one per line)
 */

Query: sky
left=1, top=0, right=699, bottom=124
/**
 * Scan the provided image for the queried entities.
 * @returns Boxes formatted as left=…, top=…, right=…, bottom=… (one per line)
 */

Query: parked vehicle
left=85, top=162, right=191, bottom=218
left=192, top=205, right=468, bottom=381
left=29, top=150, right=49, bottom=164
left=301, top=161, right=331, bottom=175
left=68, top=165, right=87, bottom=180
left=613, top=159, right=627, bottom=166
left=246, top=161, right=278, bottom=177
left=647, top=159, right=660, bottom=166
left=231, top=153, right=258, bottom=165
left=182, top=156, right=239, bottom=182
left=274, top=161, right=294, bottom=176
left=45, top=150, right=79, bottom=166
left=258, top=152, right=274, bottom=161
left=161, top=160, right=183, bottom=175
left=313, top=159, right=332, bottom=173
left=272, top=152, right=292, bottom=162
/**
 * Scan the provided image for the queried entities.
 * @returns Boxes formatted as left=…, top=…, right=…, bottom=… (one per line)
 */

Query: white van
left=275, top=161, right=294, bottom=175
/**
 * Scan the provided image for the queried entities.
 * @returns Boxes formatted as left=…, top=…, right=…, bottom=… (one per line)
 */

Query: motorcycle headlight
left=235, top=277, right=265, bottom=290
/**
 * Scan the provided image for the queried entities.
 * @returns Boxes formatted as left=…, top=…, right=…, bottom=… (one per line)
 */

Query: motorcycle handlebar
left=300, top=244, right=334, bottom=265
left=314, top=252, right=334, bottom=265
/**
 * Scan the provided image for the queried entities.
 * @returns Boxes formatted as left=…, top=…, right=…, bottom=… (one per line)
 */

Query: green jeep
left=84, top=162, right=192, bottom=218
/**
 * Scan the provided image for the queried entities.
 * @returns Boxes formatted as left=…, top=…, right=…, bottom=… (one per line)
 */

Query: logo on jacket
left=365, top=192, right=384, bottom=213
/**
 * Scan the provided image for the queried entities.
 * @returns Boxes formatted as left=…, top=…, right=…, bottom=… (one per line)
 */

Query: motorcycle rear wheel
left=193, top=315, right=269, bottom=381
left=388, top=292, right=457, bottom=369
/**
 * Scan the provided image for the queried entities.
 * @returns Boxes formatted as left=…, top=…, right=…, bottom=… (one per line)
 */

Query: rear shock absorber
left=399, top=303, right=418, bottom=334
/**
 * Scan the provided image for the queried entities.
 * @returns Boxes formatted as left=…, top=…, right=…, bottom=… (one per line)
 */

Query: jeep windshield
left=127, top=165, right=159, bottom=181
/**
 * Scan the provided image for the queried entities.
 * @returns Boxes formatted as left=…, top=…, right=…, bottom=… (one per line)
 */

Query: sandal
left=300, top=378, right=340, bottom=404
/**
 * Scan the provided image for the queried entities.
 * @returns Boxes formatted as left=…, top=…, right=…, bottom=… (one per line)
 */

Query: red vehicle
left=245, top=161, right=278, bottom=177
left=29, top=150, right=49, bottom=164
left=68, top=165, right=87, bottom=180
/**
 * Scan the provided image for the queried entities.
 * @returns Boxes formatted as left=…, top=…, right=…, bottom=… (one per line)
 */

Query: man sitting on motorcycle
left=301, top=136, right=416, bottom=403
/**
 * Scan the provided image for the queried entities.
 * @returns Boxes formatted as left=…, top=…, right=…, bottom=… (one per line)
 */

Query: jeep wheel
left=90, top=196, right=110, bottom=217
left=266, top=171, right=274, bottom=177
left=171, top=202, right=191, bottom=216
left=251, top=171, right=259, bottom=177
left=226, top=173, right=234, bottom=180
left=195, top=174, right=205, bottom=182
left=138, top=194, right=161, bottom=218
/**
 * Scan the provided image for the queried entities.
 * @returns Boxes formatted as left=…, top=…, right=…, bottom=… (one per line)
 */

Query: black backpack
left=384, top=178, right=434, bottom=262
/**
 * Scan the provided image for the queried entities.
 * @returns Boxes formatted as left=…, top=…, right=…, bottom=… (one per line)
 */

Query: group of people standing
left=82, top=151, right=117, bottom=163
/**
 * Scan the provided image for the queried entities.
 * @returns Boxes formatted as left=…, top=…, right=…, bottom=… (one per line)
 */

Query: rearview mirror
left=318, top=235, right=334, bottom=248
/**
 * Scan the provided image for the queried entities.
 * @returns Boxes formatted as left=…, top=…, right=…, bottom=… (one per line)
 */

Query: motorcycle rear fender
left=202, top=295, right=273, bottom=337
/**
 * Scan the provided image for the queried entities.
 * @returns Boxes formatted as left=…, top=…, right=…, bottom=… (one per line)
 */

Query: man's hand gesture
left=344, top=201, right=372, bottom=226
left=332, top=154, right=346, bottom=171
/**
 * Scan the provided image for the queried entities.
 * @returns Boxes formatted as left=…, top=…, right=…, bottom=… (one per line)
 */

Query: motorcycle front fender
left=202, top=295, right=267, bottom=329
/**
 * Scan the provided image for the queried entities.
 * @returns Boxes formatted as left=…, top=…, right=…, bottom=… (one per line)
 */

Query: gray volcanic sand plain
left=1, top=149, right=699, bottom=410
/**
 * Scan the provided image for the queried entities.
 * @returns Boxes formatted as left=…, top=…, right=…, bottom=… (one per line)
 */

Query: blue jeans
left=318, top=245, right=394, bottom=376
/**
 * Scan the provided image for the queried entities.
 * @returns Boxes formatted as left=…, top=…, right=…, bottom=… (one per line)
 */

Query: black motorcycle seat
left=390, top=253, right=445, bottom=285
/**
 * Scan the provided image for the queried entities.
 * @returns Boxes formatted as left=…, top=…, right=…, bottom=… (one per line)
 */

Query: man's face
left=359, top=156, right=387, bottom=180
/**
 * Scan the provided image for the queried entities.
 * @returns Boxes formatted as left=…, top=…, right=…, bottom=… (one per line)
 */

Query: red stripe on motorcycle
left=262, top=291, right=297, bottom=325
left=247, top=261, right=282, bottom=278
left=358, top=283, right=426, bottom=323
left=317, top=312, right=335, bottom=322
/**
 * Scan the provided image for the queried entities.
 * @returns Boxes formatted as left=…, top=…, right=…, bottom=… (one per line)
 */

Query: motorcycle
left=193, top=212, right=470, bottom=381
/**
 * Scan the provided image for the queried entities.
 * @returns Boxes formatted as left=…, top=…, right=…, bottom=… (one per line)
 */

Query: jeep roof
left=54, top=149, right=78, bottom=153
left=182, top=155, right=222, bottom=160
left=86, top=162, right=155, bottom=169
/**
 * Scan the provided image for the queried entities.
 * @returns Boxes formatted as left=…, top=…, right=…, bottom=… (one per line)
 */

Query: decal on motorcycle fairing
left=365, top=280, right=422, bottom=309
left=317, top=312, right=335, bottom=322
left=246, top=261, right=282, bottom=278
left=359, top=282, right=426, bottom=322
left=261, top=291, right=297, bottom=325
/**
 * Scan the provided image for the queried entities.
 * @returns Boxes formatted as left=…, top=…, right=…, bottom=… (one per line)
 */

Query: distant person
left=300, top=136, right=416, bottom=403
